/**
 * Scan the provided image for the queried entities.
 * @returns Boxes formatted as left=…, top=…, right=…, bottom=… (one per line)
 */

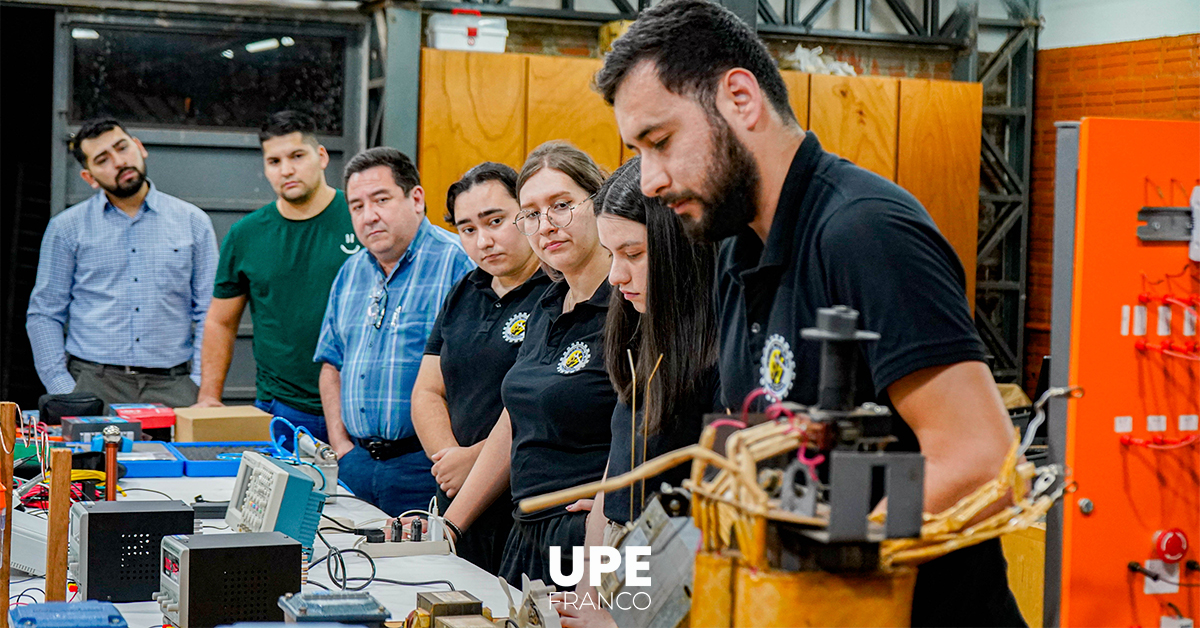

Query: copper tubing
left=104, top=440, right=118, bottom=501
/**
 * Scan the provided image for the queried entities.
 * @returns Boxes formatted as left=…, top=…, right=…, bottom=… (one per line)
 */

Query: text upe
left=548, top=546, right=652, bottom=587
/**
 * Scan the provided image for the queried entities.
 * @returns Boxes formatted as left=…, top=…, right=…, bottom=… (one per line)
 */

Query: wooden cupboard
left=418, top=49, right=981, bottom=299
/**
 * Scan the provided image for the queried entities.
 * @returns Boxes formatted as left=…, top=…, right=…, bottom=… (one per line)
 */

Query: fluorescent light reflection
left=71, top=28, right=100, bottom=40
left=245, top=38, right=280, bottom=53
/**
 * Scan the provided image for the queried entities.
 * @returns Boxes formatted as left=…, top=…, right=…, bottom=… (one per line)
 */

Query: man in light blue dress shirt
left=315, top=148, right=473, bottom=516
left=26, top=118, right=219, bottom=408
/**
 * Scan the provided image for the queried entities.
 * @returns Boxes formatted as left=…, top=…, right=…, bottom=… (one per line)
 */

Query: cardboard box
left=61, top=416, right=142, bottom=442
left=172, top=406, right=272, bottom=442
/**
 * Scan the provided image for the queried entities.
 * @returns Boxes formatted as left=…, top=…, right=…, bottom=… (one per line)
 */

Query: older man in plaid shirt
left=315, top=147, right=473, bottom=516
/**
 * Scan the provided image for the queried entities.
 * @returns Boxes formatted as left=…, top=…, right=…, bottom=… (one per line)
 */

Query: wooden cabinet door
left=897, top=78, right=983, bottom=302
left=419, top=49, right=528, bottom=231
left=809, top=74, right=899, bottom=181
left=526, top=55, right=623, bottom=174
left=780, top=70, right=811, bottom=129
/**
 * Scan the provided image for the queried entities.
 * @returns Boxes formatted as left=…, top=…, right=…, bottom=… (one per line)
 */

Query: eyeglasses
left=514, top=193, right=596, bottom=237
left=366, top=281, right=388, bottom=330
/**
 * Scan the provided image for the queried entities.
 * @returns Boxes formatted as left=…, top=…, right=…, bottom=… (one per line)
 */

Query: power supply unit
left=68, top=499, right=195, bottom=602
left=155, top=531, right=302, bottom=628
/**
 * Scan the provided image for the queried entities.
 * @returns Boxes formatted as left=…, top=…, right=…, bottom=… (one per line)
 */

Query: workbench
left=8, top=475, right=519, bottom=627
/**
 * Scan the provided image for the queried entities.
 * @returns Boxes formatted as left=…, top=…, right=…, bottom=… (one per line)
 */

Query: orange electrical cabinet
left=1053, top=118, right=1200, bottom=627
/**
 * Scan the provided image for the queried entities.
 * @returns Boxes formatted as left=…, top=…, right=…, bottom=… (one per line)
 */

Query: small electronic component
left=7, top=601, right=128, bottom=628
left=68, top=500, right=195, bottom=602
left=156, top=531, right=302, bottom=628
left=226, top=451, right=328, bottom=558
left=417, top=590, right=484, bottom=617
left=277, top=591, right=390, bottom=626
left=413, top=591, right=492, bottom=627
left=60, top=416, right=141, bottom=443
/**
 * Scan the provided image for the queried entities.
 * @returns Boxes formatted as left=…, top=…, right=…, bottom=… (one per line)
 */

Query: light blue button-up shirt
left=26, top=183, right=219, bottom=392
left=314, top=218, right=474, bottom=440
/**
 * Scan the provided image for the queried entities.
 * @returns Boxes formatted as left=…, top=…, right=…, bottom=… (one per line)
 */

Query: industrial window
left=71, top=26, right=345, bottom=134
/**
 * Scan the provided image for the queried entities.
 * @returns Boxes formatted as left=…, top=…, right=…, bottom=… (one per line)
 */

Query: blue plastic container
left=166, top=441, right=275, bottom=476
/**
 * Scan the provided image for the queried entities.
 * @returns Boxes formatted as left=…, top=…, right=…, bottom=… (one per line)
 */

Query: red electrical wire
left=1120, top=434, right=1200, bottom=449
left=740, top=387, right=779, bottom=421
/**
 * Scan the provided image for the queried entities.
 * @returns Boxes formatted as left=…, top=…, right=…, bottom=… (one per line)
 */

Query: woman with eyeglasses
left=551, top=156, right=719, bottom=627
left=441, top=141, right=615, bottom=586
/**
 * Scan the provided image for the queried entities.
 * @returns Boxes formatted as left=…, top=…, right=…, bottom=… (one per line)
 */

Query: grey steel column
left=1043, top=120, right=1080, bottom=628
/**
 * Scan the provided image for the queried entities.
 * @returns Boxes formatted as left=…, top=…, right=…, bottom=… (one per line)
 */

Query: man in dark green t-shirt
left=194, top=111, right=360, bottom=443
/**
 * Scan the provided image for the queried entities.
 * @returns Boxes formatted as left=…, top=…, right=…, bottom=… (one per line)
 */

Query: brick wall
left=1025, top=34, right=1200, bottom=393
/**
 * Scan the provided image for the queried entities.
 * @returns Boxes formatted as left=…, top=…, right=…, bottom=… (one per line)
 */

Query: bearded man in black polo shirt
left=595, top=1, right=1024, bottom=625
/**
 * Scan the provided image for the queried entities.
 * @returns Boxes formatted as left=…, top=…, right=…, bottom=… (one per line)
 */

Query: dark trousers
left=911, top=538, right=1027, bottom=627
left=68, top=356, right=199, bottom=408
left=337, top=446, right=437, bottom=517
left=254, top=398, right=328, bottom=450
left=499, top=511, right=589, bottom=587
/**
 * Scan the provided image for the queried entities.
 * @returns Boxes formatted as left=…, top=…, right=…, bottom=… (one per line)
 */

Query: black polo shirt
left=502, top=279, right=616, bottom=519
left=604, top=366, right=719, bottom=524
left=425, top=267, right=552, bottom=447
left=716, top=132, right=1023, bottom=626
left=716, top=131, right=985, bottom=438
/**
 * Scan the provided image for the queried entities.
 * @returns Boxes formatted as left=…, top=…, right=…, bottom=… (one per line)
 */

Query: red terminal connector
left=1138, top=293, right=1154, bottom=304
left=1135, top=340, right=1165, bottom=353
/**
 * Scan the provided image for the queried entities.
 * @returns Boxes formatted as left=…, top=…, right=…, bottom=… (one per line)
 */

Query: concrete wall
left=1039, top=0, right=1200, bottom=49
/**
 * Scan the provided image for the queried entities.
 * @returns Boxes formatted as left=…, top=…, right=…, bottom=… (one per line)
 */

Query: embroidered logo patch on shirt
left=557, top=341, right=591, bottom=374
left=759, top=333, right=795, bottom=399
left=340, top=233, right=361, bottom=255
left=502, top=312, right=530, bottom=343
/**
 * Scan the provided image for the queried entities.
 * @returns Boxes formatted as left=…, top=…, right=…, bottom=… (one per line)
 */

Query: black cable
left=344, top=576, right=455, bottom=590
left=11, top=587, right=46, bottom=607
left=315, top=529, right=377, bottom=591
left=119, top=487, right=175, bottom=500
left=320, top=513, right=357, bottom=533
left=505, top=619, right=520, bottom=628
left=1128, top=561, right=1200, bottom=587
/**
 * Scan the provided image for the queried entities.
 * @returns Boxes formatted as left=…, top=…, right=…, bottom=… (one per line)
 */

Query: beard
left=664, top=115, right=760, bottom=243
left=102, top=165, right=148, bottom=198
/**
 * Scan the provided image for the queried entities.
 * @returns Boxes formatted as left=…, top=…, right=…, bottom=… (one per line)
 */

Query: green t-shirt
left=213, top=190, right=360, bottom=415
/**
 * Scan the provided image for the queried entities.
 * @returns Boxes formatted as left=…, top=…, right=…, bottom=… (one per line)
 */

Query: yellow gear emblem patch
left=759, top=333, right=795, bottom=398
left=502, top=312, right=530, bottom=343
left=557, top=341, right=591, bottom=374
